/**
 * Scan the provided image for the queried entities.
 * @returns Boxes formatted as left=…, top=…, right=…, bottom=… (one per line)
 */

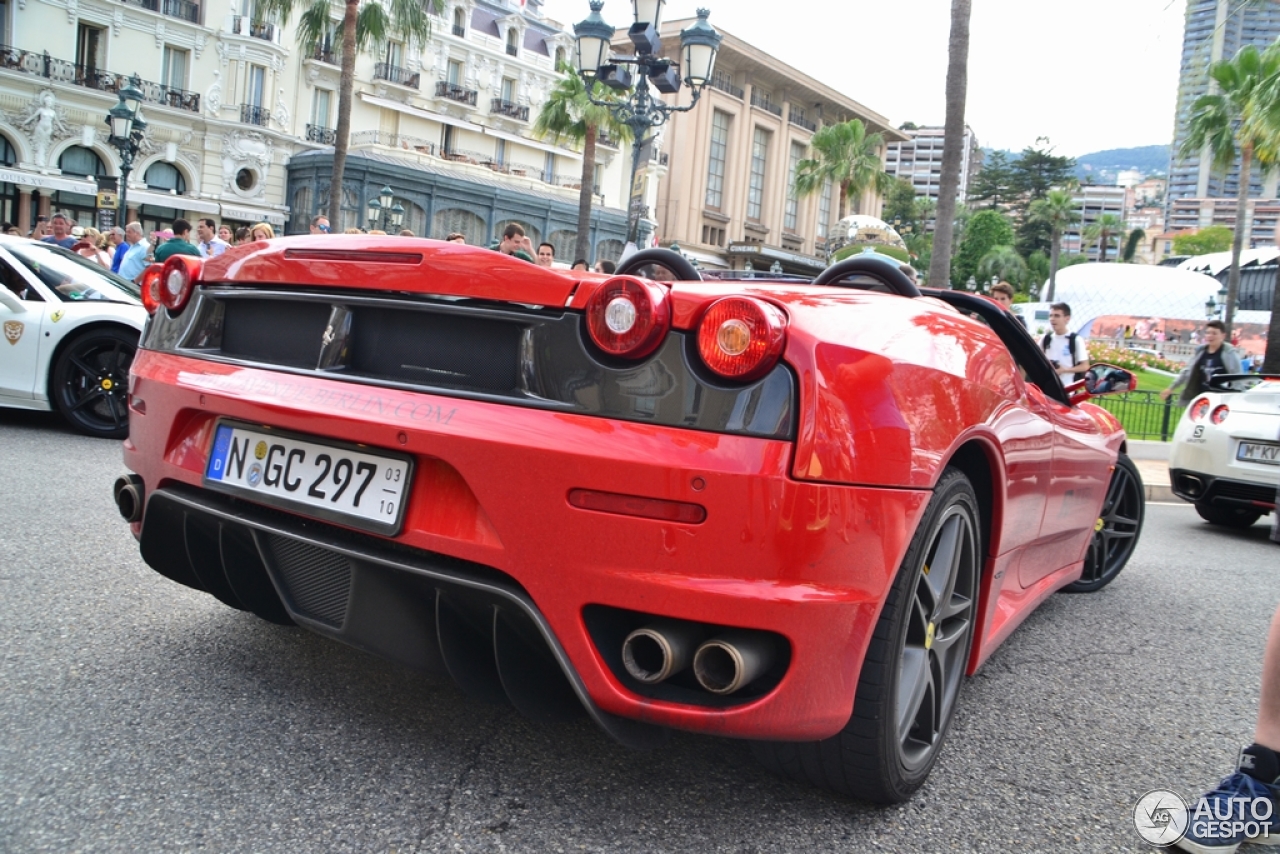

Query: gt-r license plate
left=1237, top=441, right=1280, bottom=466
left=204, top=422, right=413, bottom=534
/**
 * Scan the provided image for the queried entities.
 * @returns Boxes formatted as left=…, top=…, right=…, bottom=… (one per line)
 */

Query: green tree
left=1172, top=225, right=1234, bottom=255
left=968, top=149, right=1015, bottom=209
left=1121, top=227, right=1146, bottom=262
left=1181, top=42, right=1280, bottom=340
left=925, top=0, right=972, bottom=289
left=1027, top=188, right=1079, bottom=301
left=262, top=0, right=439, bottom=228
left=953, top=209, right=1014, bottom=287
left=1084, top=213, right=1125, bottom=262
left=794, top=118, right=892, bottom=221
left=977, top=244, right=1028, bottom=287
left=1026, top=249, right=1050, bottom=289
left=1011, top=139, right=1076, bottom=256
left=534, top=65, right=632, bottom=265
left=881, top=177, right=918, bottom=227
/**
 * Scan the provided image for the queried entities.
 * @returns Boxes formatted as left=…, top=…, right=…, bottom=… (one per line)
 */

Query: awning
left=360, top=93, right=484, bottom=132
left=128, top=189, right=223, bottom=214
left=220, top=203, right=287, bottom=225
left=0, top=168, right=95, bottom=195
left=482, top=127, right=582, bottom=161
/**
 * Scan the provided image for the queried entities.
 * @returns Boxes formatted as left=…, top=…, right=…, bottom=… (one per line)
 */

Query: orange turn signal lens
left=696, top=297, right=787, bottom=382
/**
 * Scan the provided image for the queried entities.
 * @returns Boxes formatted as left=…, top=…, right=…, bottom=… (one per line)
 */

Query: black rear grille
left=1214, top=480, right=1279, bottom=504
left=262, top=535, right=353, bottom=627
left=221, top=299, right=332, bottom=367
left=351, top=307, right=521, bottom=393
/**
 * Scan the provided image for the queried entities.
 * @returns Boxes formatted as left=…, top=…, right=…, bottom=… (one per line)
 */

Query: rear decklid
left=201, top=236, right=582, bottom=308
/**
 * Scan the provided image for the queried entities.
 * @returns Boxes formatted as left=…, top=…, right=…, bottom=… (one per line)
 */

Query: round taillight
left=1189, top=398, right=1211, bottom=421
left=585, top=276, right=670, bottom=359
left=159, top=255, right=202, bottom=313
left=1211, top=404, right=1230, bottom=424
left=697, top=297, right=787, bottom=381
left=139, top=264, right=163, bottom=315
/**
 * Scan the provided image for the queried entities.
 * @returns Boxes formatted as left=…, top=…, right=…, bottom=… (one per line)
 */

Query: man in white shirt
left=196, top=218, right=230, bottom=258
left=1040, top=302, right=1090, bottom=381
left=118, top=222, right=151, bottom=282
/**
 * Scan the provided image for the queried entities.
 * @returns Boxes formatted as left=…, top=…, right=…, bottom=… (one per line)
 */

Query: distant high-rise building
left=885, top=125, right=981, bottom=208
left=1168, top=0, right=1280, bottom=208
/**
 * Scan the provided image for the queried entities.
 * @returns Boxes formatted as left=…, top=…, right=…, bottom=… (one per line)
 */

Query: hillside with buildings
left=1075, top=145, right=1169, bottom=184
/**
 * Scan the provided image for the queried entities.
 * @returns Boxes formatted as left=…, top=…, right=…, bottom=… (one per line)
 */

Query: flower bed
left=1087, top=341, right=1183, bottom=373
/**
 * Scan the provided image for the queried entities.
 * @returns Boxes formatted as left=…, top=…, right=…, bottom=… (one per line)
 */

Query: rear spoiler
left=1207, top=373, right=1280, bottom=392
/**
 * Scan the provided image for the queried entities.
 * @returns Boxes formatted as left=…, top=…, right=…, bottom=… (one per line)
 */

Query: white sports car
left=1169, top=373, right=1280, bottom=528
left=0, top=236, right=145, bottom=438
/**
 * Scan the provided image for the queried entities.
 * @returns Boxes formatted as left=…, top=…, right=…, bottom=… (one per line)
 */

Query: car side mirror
left=1069, top=363, right=1137, bottom=403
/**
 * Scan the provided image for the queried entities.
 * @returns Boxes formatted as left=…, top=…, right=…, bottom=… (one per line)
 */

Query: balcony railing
left=240, top=103, right=270, bottom=127
left=452, top=24, right=465, bottom=37
left=709, top=71, right=742, bottom=99
left=490, top=98, right=529, bottom=121
left=231, top=16, right=276, bottom=41
left=750, top=91, right=782, bottom=117
left=788, top=107, right=816, bottom=132
left=0, top=46, right=200, bottom=113
left=306, top=123, right=336, bottom=145
left=436, top=81, right=477, bottom=105
left=506, top=44, right=518, bottom=57
left=118, top=0, right=201, bottom=23
left=597, top=133, right=619, bottom=148
left=351, top=130, right=435, bottom=155
left=374, top=62, right=419, bottom=88
left=309, top=46, right=337, bottom=65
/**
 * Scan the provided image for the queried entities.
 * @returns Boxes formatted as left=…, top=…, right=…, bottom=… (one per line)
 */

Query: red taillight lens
left=139, top=264, right=163, bottom=315
left=1190, top=398, right=1211, bottom=421
left=585, top=276, right=670, bottom=358
left=1211, top=404, right=1230, bottom=424
left=697, top=297, right=787, bottom=381
left=159, top=255, right=202, bottom=313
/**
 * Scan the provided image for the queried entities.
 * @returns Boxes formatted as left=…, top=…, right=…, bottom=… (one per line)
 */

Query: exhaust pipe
left=693, top=632, right=777, bottom=695
left=622, top=622, right=703, bottom=684
left=1178, top=473, right=1204, bottom=498
left=113, top=474, right=145, bottom=523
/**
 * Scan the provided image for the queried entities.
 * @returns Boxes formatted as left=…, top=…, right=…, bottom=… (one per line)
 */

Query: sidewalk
left=1128, top=440, right=1178, bottom=503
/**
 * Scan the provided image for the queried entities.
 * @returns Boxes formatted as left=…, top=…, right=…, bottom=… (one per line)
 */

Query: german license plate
left=1237, top=441, right=1280, bottom=466
left=204, top=422, right=413, bottom=534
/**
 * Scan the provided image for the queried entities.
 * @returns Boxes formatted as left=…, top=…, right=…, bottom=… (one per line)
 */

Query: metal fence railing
left=1090, top=390, right=1184, bottom=441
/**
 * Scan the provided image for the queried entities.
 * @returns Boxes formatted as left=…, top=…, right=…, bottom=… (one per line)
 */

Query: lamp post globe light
left=366, top=185, right=405, bottom=232
left=572, top=1, right=722, bottom=249
left=104, top=75, right=148, bottom=228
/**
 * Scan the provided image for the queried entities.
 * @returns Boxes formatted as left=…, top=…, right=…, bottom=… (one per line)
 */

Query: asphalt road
left=2, top=408, right=1278, bottom=854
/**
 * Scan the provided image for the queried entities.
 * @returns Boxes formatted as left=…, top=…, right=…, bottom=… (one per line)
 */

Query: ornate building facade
left=0, top=0, right=628, bottom=257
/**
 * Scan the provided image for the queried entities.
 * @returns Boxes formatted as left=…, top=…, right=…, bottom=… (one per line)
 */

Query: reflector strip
left=568, top=489, right=706, bottom=524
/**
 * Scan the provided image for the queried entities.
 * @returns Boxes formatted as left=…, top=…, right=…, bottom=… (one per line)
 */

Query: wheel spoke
left=897, top=646, right=931, bottom=739
left=104, top=392, right=124, bottom=428
left=922, top=514, right=963, bottom=617
left=68, top=352, right=101, bottom=379
left=68, top=387, right=106, bottom=412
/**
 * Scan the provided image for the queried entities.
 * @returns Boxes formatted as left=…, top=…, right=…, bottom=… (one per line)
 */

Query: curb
left=1146, top=484, right=1179, bottom=503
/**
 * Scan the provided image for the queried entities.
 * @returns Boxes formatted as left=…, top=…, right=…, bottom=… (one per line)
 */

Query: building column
left=37, top=192, right=51, bottom=219
left=16, top=188, right=33, bottom=234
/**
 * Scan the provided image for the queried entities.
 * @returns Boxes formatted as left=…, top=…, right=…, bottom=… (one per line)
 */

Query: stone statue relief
left=17, top=89, right=71, bottom=168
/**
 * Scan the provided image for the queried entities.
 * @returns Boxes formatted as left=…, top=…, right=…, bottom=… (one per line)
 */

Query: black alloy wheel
left=51, top=327, right=137, bottom=439
left=1065, top=453, right=1144, bottom=593
left=753, top=467, right=980, bottom=803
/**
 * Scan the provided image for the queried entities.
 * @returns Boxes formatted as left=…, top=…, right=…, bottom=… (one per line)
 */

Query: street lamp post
left=366, top=185, right=405, bottom=232
left=572, top=1, right=722, bottom=248
left=104, top=75, right=147, bottom=228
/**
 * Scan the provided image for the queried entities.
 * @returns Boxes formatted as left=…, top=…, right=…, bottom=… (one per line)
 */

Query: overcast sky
left=536, top=0, right=1188, bottom=158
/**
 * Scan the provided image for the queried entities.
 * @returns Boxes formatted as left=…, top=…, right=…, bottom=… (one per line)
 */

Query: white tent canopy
left=1178, top=247, right=1280, bottom=276
left=1042, top=263, right=1272, bottom=332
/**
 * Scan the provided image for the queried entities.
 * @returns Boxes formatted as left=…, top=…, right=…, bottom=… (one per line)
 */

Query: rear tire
left=1195, top=501, right=1263, bottom=529
left=752, top=468, right=980, bottom=803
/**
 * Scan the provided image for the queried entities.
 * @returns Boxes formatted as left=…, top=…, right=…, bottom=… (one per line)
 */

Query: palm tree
left=533, top=66, right=632, bottom=266
left=976, top=245, right=1027, bottom=287
left=923, top=0, right=971, bottom=288
left=794, top=119, right=892, bottom=222
left=1028, top=188, right=1079, bottom=302
left=1182, top=42, right=1280, bottom=339
left=262, top=0, right=439, bottom=228
left=1084, top=213, right=1125, bottom=263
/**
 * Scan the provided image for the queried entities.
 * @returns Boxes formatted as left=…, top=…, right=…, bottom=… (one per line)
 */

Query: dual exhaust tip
left=113, top=475, right=145, bottom=524
left=621, top=621, right=776, bottom=696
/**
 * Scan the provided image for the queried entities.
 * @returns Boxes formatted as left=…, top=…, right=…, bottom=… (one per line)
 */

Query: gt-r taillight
left=1211, top=404, right=1230, bottom=424
left=1189, top=398, right=1211, bottom=421
left=697, top=297, right=787, bottom=382
left=159, top=255, right=202, bottom=313
left=139, top=264, right=164, bottom=315
left=585, top=276, right=670, bottom=359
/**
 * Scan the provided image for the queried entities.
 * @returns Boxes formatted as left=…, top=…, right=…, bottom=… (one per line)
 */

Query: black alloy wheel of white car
left=52, top=326, right=138, bottom=439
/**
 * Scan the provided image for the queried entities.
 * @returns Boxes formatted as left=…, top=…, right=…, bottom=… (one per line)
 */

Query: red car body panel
left=120, top=238, right=1128, bottom=743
